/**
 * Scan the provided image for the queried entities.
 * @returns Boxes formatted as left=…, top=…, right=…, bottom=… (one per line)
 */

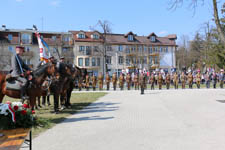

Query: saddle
left=5, top=74, right=24, bottom=91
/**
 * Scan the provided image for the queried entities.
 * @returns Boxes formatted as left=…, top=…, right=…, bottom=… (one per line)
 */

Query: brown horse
left=0, top=62, right=56, bottom=109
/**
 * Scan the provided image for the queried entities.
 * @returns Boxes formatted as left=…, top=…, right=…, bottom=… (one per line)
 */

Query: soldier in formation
left=105, top=72, right=111, bottom=91
left=119, top=73, right=125, bottom=90
left=173, top=72, right=179, bottom=89
left=126, top=73, right=132, bottom=90
left=150, top=73, right=155, bottom=90
left=85, top=74, right=90, bottom=91
left=133, top=73, right=139, bottom=90
left=196, top=71, right=201, bottom=89
left=139, top=73, right=146, bottom=94
left=158, top=73, right=163, bottom=90
left=91, top=74, right=97, bottom=91
left=165, top=73, right=170, bottom=90
left=188, top=72, right=193, bottom=89
left=112, top=72, right=117, bottom=91
left=180, top=72, right=186, bottom=89
left=98, top=72, right=104, bottom=90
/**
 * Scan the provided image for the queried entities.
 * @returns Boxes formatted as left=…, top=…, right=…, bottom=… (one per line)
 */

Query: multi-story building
left=0, top=26, right=74, bottom=72
left=0, top=26, right=177, bottom=75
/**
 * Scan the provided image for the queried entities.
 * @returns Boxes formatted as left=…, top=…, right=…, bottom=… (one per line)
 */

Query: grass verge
left=2, top=92, right=107, bottom=137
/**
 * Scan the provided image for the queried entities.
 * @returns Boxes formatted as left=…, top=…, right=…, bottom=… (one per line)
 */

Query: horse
left=0, top=62, right=56, bottom=110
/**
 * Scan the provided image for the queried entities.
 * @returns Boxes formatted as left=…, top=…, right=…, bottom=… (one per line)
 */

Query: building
left=0, top=26, right=177, bottom=75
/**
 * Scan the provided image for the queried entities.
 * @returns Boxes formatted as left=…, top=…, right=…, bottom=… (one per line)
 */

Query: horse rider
left=11, top=46, right=32, bottom=101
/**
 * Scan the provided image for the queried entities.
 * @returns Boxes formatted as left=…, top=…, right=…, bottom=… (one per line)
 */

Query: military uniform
left=78, top=77, right=83, bottom=91
left=126, top=73, right=132, bottom=90
left=165, top=74, right=170, bottom=89
left=158, top=74, right=163, bottom=90
left=133, top=74, right=139, bottom=90
left=105, top=73, right=111, bottom=90
left=180, top=73, right=186, bottom=89
left=98, top=73, right=104, bottom=90
left=112, top=73, right=117, bottom=90
left=139, top=73, right=146, bottom=94
left=188, top=73, right=193, bottom=89
left=173, top=73, right=179, bottom=89
left=85, top=74, right=90, bottom=91
left=219, top=72, right=224, bottom=89
left=212, top=73, right=217, bottom=89
left=196, top=72, right=201, bottom=89
left=150, top=74, right=155, bottom=90
left=91, top=75, right=97, bottom=91
left=119, top=74, right=125, bottom=90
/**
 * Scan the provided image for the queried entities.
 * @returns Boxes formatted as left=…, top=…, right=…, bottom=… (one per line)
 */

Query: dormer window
left=151, top=36, right=156, bottom=42
left=128, top=35, right=133, bottom=41
left=92, top=34, right=99, bottom=39
left=78, top=33, right=85, bottom=39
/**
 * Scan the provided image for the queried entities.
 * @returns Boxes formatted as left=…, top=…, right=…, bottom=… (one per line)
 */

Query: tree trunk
left=213, top=0, right=225, bottom=46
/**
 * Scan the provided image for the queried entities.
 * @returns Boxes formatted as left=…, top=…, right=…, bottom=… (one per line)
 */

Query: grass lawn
left=2, top=92, right=107, bottom=137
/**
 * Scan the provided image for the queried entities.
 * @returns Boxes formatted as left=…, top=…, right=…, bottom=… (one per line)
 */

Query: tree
left=169, top=0, right=225, bottom=45
left=90, top=20, right=112, bottom=76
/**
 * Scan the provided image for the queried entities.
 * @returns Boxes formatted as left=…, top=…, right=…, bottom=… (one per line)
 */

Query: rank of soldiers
left=78, top=70, right=225, bottom=91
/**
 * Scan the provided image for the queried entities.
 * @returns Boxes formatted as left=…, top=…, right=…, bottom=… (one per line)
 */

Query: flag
left=35, top=32, right=49, bottom=62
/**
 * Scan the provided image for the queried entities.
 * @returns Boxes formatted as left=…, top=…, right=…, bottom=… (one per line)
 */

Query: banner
left=35, top=32, right=49, bottom=62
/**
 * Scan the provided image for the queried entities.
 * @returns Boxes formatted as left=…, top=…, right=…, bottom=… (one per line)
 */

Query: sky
left=0, top=0, right=223, bottom=42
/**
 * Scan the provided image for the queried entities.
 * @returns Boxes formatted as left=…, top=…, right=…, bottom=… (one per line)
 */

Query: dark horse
left=0, top=62, right=56, bottom=109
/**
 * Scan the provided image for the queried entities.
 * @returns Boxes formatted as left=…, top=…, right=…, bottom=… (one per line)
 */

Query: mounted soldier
left=10, top=46, right=32, bottom=101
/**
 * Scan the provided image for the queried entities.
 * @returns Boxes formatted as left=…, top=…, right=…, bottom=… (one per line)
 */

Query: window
left=160, top=47, right=163, bottom=52
left=154, top=47, right=158, bottom=52
left=126, top=46, right=130, bottom=54
left=143, top=56, right=147, bottom=64
left=118, top=56, right=123, bottom=64
left=97, top=58, right=101, bottom=66
left=149, top=46, right=153, bottom=53
left=78, top=33, right=85, bottom=39
left=8, top=46, right=13, bottom=51
left=86, top=46, right=91, bottom=55
left=63, top=36, right=70, bottom=42
left=149, top=56, right=153, bottom=64
left=53, top=47, right=57, bottom=53
left=21, top=33, right=31, bottom=44
left=8, top=34, right=13, bottom=41
left=165, top=46, right=168, bottom=53
left=92, top=34, right=99, bottom=39
left=128, top=35, right=133, bottom=41
left=144, top=46, right=147, bottom=52
left=78, top=58, right=83, bottom=66
left=131, top=46, right=136, bottom=52
left=92, top=58, right=96, bottom=66
left=126, top=58, right=130, bottom=65
left=118, top=45, right=123, bottom=51
left=62, top=47, right=68, bottom=52
left=107, top=46, right=112, bottom=51
left=79, top=46, right=85, bottom=52
left=138, top=46, right=142, bottom=53
left=133, top=58, right=137, bottom=64
left=150, top=36, right=156, bottom=42
left=106, top=56, right=111, bottom=64
left=94, top=46, right=99, bottom=52
left=52, top=36, right=56, bottom=41
left=85, top=58, right=89, bottom=66
left=155, top=57, right=158, bottom=64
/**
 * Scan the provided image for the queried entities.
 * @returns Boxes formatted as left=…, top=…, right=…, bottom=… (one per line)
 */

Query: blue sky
left=0, top=0, right=223, bottom=42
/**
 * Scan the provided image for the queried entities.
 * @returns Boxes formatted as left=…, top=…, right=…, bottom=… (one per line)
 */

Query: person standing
left=205, top=71, right=211, bottom=88
left=158, top=73, right=163, bottom=90
left=150, top=73, right=155, bottom=90
left=173, top=72, right=179, bottom=89
left=139, top=73, right=146, bottom=94
left=112, top=72, right=117, bottom=91
left=165, top=73, right=171, bottom=90
left=133, top=73, right=139, bottom=90
left=180, top=72, right=186, bottom=89
left=219, top=69, right=224, bottom=89
left=188, top=72, right=193, bottom=89
left=196, top=71, right=201, bottom=89
left=105, top=72, right=111, bottom=91
left=85, top=74, right=90, bottom=91
left=126, top=73, right=132, bottom=90
left=212, top=72, right=218, bottom=89
left=91, top=74, right=97, bottom=91
left=119, top=73, right=125, bottom=90
left=11, top=46, right=31, bottom=101
left=98, top=72, right=104, bottom=90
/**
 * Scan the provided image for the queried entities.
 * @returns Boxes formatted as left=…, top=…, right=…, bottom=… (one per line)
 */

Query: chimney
left=2, top=24, right=6, bottom=30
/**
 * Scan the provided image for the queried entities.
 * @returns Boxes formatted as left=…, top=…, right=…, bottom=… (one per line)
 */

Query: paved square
left=32, top=89, right=225, bottom=150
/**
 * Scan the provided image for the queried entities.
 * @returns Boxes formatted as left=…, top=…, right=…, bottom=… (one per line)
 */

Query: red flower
left=23, top=104, right=29, bottom=108
left=13, top=105, right=19, bottom=111
left=21, top=110, right=27, bottom=115
left=6, top=101, right=11, bottom=105
left=32, top=110, right=35, bottom=114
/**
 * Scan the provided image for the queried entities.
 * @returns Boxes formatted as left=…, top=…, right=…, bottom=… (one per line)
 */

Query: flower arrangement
left=0, top=101, right=37, bottom=130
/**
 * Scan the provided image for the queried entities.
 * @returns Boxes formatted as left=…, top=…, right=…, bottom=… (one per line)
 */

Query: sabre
left=8, top=48, right=24, bottom=74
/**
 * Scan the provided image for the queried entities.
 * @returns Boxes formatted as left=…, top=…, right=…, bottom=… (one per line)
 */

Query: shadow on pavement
left=62, top=116, right=114, bottom=123
left=216, top=100, right=225, bottom=103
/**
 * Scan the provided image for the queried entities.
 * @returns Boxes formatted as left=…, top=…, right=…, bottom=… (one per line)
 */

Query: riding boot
left=47, top=95, right=51, bottom=106
left=20, top=86, right=29, bottom=103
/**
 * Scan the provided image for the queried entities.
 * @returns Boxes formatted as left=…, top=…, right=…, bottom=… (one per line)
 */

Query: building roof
left=69, top=30, right=103, bottom=42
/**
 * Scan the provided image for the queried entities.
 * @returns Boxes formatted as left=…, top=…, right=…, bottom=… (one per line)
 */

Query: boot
left=20, top=86, right=29, bottom=102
